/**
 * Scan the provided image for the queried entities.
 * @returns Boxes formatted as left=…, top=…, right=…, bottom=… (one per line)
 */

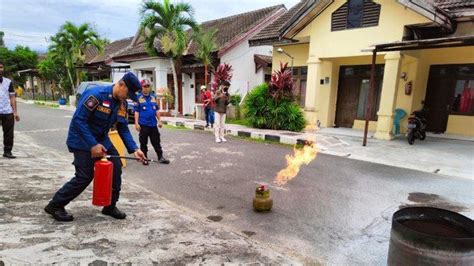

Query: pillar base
left=375, top=113, right=395, bottom=140
left=304, top=108, right=318, bottom=126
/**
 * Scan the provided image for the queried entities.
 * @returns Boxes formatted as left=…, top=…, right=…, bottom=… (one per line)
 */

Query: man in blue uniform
left=134, top=79, right=170, bottom=165
left=45, top=72, right=146, bottom=222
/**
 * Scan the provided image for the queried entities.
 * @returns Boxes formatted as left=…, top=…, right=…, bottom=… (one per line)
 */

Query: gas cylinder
left=92, top=158, right=113, bottom=206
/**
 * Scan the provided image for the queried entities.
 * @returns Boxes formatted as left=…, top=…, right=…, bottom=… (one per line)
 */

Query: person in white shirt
left=0, top=61, right=20, bottom=159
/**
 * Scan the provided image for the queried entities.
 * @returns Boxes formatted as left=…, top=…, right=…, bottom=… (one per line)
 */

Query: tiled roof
left=114, top=5, right=284, bottom=60
left=84, top=46, right=100, bottom=63
left=187, top=5, right=284, bottom=55
left=249, top=1, right=308, bottom=46
left=435, top=0, right=474, bottom=17
left=87, top=37, right=134, bottom=64
left=250, top=0, right=473, bottom=46
left=254, top=54, right=273, bottom=64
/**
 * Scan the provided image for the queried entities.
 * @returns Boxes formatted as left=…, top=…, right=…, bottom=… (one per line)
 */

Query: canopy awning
left=363, top=35, right=474, bottom=53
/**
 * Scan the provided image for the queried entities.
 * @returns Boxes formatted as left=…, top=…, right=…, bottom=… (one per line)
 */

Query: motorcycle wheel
left=420, top=131, right=426, bottom=140
left=408, top=133, right=415, bottom=145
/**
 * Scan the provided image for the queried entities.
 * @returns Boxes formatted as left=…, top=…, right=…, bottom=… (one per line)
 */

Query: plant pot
left=253, top=190, right=273, bottom=212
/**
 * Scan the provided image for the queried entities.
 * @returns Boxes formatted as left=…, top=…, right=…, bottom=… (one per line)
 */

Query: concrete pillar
left=375, top=52, right=402, bottom=140
left=304, top=58, right=322, bottom=127
left=154, top=67, right=168, bottom=90
left=318, top=60, right=334, bottom=128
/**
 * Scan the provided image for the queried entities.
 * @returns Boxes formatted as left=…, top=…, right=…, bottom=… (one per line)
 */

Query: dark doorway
left=335, top=65, right=384, bottom=128
left=424, top=64, right=474, bottom=133
left=195, top=72, right=205, bottom=103
left=167, top=74, right=183, bottom=113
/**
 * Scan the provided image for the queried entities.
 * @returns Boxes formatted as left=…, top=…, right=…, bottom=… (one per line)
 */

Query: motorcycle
left=407, top=109, right=427, bottom=145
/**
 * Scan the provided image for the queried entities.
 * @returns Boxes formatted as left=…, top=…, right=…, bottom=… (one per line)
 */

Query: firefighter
left=44, top=72, right=146, bottom=222
left=134, top=79, right=170, bottom=165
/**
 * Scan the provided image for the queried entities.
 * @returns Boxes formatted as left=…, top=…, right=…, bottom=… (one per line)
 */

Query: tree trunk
left=76, top=69, right=81, bottom=88
left=205, top=64, right=208, bottom=86
left=51, top=81, right=56, bottom=101
left=66, top=63, right=75, bottom=95
left=170, top=57, right=179, bottom=114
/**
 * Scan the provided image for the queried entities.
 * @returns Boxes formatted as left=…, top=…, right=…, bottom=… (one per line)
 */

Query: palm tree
left=49, top=21, right=104, bottom=92
left=140, top=0, right=197, bottom=114
left=194, top=27, right=218, bottom=86
left=49, top=33, right=75, bottom=92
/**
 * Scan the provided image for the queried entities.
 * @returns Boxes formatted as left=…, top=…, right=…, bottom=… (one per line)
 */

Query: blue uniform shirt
left=66, top=85, right=138, bottom=154
left=134, top=93, right=159, bottom=127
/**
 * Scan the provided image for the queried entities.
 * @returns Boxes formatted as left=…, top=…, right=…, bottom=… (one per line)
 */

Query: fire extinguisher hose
left=105, top=155, right=158, bottom=163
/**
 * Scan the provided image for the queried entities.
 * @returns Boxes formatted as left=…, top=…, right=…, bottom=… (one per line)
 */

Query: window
left=452, top=80, right=474, bottom=114
left=292, top=67, right=308, bottom=107
left=347, top=0, right=364, bottom=29
left=331, top=0, right=381, bottom=31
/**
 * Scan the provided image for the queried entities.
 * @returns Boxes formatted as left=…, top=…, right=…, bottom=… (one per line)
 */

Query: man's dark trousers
left=49, top=146, right=122, bottom=208
left=0, top=113, right=14, bottom=154
left=139, top=126, right=163, bottom=159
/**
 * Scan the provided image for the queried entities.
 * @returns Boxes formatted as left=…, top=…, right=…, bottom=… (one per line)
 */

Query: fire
left=275, top=140, right=318, bottom=186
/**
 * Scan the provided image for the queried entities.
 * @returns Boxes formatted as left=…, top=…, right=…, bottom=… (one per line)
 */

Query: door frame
left=335, top=64, right=384, bottom=128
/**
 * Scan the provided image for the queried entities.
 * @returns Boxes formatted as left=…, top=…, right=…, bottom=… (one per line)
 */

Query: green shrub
left=244, top=83, right=306, bottom=132
left=229, top=93, right=241, bottom=106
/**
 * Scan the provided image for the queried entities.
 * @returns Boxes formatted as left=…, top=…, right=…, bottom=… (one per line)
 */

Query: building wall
left=394, top=47, right=474, bottom=135
left=297, top=0, right=431, bottom=59
left=129, top=58, right=171, bottom=90
left=220, top=39, right=272, bottom=96
left=275, top=0, right=474, bottom=138
left=272, top=43, right=310, bottom=70
left=182, top=72, right=196, bottom=115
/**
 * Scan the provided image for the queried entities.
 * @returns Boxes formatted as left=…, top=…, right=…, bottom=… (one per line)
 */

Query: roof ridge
left=199, top=4, right=285, bottom=25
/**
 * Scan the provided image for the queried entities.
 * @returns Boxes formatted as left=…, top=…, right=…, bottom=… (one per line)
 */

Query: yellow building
left=250, top=0, right=474, bottom=139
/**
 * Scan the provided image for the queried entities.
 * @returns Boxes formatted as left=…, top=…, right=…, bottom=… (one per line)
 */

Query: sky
left=0, top=0, right=300, bottom=53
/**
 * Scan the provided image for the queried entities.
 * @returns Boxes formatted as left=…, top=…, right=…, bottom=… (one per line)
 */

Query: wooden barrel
left=388, top=207, right=474, bottom=265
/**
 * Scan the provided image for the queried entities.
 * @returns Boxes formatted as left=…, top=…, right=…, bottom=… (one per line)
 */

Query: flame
left=275, top=140, right=318, bottom=186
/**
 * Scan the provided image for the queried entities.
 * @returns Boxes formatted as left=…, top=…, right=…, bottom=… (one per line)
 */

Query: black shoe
left=44, top=204, right=74, bottom=222
left=3, top=152, right=16, bottom=159
left=158, top=157, right=170, bottom=164
left=102, top=206, right=126, bottom=219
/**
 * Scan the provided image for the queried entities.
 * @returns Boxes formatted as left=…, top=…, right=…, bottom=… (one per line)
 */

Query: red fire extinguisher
left=92, top=158, right=113, bottom=206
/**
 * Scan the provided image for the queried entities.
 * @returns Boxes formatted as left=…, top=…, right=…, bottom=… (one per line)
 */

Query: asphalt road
left=11, top=102, right=474, bottom=264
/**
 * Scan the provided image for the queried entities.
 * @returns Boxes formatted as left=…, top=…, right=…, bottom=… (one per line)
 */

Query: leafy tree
left=0, top=31, right=5, bottom=47
left=49, top=21, right=105, bottom=93
left=140, top=0, right=197, bottom=113
left=0, top=46, right=38, bottom=86
left=38, top=53, right=68, bottom=97
left=193, top=27, right=218, bottom=85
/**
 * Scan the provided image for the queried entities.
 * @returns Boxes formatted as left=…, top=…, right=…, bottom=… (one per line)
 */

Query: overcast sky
left=0, top=0, right=300, bottom=52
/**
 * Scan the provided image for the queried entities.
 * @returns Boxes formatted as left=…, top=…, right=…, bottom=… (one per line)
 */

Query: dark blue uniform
left=49, top=85, right=138, bottom=208
left=135, top=93, right=164, bottom=160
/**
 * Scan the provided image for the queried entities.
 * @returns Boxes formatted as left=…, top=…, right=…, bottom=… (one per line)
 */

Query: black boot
left=3, top=151, right=16, bottom=159
left=102, top=206, right=126, bottom=219
left=159, top=157, right=170, bottom=164
left=157, top=151, right=170, bottom=164
left=45, top=204, right=74, bottom=222
left=142, top=151, right=149, bottom=166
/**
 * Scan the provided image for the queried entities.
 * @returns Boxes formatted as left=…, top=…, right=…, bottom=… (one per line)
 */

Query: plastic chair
left=393, top=108, right=407, bottom=135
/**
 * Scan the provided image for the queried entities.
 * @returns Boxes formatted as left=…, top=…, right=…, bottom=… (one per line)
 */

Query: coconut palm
left=140, top=0, right=197, bottom=114
left=194, top=27, right=218, bottom=86
left=49, top=21, right=104, bottom=92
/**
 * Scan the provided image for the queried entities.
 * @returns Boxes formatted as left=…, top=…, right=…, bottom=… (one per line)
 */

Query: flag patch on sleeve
left=84, top=95, right=99, bottom=111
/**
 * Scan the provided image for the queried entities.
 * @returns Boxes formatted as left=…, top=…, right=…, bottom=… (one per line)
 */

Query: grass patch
left=163, top=124, right=188, bottom=130
left=226, top=118, right=251, bottom=127
left=232, top=135, right=293, bottom=148
left=34, top=101, right=60, bottom=108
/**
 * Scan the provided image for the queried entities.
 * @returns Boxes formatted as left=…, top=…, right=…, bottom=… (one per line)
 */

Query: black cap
left=122, top=72, right=142, bottom=102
